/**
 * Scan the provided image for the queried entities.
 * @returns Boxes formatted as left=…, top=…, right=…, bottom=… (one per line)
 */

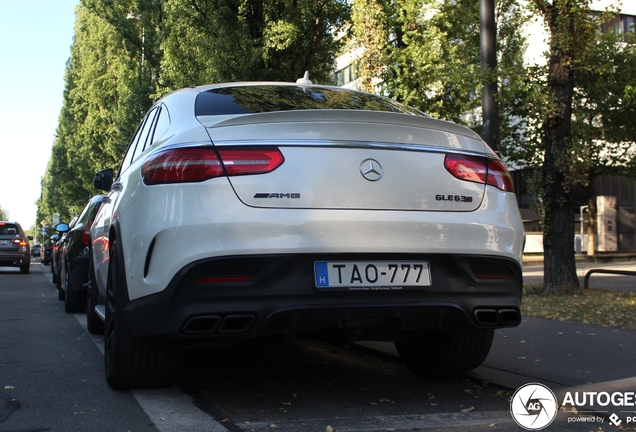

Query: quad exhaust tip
left=474, top=308, right=521, bottom=326
left=182, top=314, right=256, bottom=335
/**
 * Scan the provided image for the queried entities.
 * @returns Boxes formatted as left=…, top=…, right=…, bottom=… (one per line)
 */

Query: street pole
left=479, top=0, right=500, bottom=153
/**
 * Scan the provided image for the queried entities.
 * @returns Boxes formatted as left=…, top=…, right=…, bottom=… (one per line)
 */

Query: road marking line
left=75, top=314, right=226, bottom=432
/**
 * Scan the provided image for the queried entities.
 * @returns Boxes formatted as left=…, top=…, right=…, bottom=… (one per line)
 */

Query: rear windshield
left=195, top=85, right=427, bottom=117
left=0, top=223, right=21, bottom=236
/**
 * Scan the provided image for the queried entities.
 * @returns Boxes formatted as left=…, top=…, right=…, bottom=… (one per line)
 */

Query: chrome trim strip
left=208, top=139, right=488, bottom=157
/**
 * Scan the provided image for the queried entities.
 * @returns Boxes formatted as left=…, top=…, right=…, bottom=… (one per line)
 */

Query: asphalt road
left=1, top=261, right=627, bottom=431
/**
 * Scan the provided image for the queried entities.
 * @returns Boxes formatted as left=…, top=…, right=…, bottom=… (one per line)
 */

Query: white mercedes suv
left=89, top=77, right=524, bottom=389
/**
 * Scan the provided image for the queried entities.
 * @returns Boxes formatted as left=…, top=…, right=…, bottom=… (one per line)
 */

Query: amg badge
left=254, top=193, right=301, bottom=199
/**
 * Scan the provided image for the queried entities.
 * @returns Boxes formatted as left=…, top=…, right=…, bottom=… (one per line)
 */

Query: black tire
left=86, top=258, right=105, bottom=335
left=52, top=270, right=57, bottom=284
left=104, top=237, right=180, bottom=389
left=64, top=262, right=87, bottom=313
left=58, top=285, right=65, bottom=301
left=56, top=263, right=62, bottom=291
left=395, top=328, right=494, bottom=376
left=20, top=263, right=30, bottom=274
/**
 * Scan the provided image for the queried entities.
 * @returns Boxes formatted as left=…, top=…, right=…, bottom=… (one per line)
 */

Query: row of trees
left=37, top=0, right=636, bottom=293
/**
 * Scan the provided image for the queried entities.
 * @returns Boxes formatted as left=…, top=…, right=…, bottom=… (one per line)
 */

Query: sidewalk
left=523, top=256, right=636, bottom=290
left=471, top=317, right=636, bottom=390
left=359, top=258, right=636, bottom=414
left=360, top=317, right=636, bottom=413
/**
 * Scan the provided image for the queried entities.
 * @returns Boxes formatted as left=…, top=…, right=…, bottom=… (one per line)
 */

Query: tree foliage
left=501, top=1, right=636, bottom=293
left=39, top=0, right=348, bottom=221
left=159, top=0, right=349, bottom=92
left=38, top=0, right=636, bottom=295
left=38, top=4, right=148, bottom=225
left=573, top=27, right=636, bottom=256
left=348, top=0, right=529, bottom=132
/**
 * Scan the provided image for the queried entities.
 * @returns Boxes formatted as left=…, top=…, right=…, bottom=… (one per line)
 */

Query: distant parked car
left=56, top=196, right=105, bottom=314
left=52, top=216, right=78, bottom=287
left=0, top=222, right=32, bottom=273
left=31, top=244, right=41, bottom=257
left=41, top=235, right=58, bottom=265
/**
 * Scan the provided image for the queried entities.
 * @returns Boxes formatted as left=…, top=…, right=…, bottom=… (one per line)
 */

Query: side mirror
left=55, top=223, right=70, bottom=233
left=27, top=236, right=33, bottom=241
left=50, top=234, right=60, bottom=242
left=94, top=168, right=114, bottom=191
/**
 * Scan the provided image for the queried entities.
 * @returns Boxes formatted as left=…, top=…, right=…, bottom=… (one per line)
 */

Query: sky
left=0, top=0, right=79, bottom=229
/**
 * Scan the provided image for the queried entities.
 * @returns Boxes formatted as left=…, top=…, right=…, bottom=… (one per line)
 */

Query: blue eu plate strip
left=314, top=262, right=329, bottom=287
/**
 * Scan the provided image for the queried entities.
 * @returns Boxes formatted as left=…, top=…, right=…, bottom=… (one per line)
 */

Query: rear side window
left=195, top=85, right=427, bottom=117
left=119, top=107, right=160, bottom=175
left=150, top=105, right=170, bottom=147
left=0, top=223, right=22, bottom=236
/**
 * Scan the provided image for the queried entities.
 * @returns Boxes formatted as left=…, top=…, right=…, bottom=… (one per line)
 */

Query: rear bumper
left=0, top=253, right=29, bottom=266
left=124, top=253, right=522, bottom=342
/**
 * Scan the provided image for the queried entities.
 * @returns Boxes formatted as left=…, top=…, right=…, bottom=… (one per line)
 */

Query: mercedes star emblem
left=360, top=158, right=383, bottom=182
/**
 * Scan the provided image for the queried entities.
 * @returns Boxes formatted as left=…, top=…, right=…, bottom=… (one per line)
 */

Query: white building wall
left=524, top=0, right=636, bottom=66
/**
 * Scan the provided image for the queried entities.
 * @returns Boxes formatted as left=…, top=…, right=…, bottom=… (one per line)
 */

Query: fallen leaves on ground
left=522, top=285, right=636, bottom=329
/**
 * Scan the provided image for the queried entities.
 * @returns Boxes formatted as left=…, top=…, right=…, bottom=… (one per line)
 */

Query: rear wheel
left=64, top=262, right=86, bottom=313
left=104, top=237, right=180, bottom=389
left=86, top=258, right=104, bottom=335
left=20, top=262, right=30, bottom=274
left=395, top=328, right=494, bottom=376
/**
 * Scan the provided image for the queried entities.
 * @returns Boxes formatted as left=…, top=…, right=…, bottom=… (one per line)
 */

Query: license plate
left=0, top=240, right=7, bottom=245
left=314, top=261, right=431, bottom=290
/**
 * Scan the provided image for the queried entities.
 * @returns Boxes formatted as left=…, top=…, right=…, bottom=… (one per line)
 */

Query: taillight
left=444, top=154, right=514, bottom=192
left=486, top=159, right=514, bottom=192
left=82, top=222, right=93, bottom=246
left=142, top=148, right=224, bottom=185
left=142, top=147, right=284, bottom=185
left=217, top=148, right=284, bottom=176
left=13, top=239, right=28, bottom=246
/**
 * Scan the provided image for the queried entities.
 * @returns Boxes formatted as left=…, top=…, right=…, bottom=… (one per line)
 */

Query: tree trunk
left=586, top=181, right=597, bottom=256
left=540, top=0, right=581, bottom=294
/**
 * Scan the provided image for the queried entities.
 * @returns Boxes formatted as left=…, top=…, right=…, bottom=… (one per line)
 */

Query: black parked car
left=56, top=195, right=105, bottom=314
left=52, top=216, right=78, bottom=286
left=41, top=235, right=58, bottom=265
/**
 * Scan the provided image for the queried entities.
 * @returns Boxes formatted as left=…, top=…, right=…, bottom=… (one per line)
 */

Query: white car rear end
left=89, top=81, right=524, bottom=389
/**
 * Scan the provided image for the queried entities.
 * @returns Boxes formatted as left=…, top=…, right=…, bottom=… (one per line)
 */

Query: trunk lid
left=198, top=110, right=489, bottom=212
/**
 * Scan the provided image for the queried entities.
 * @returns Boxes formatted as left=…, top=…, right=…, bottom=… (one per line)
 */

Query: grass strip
left=522, top=285, right=636, bottom=329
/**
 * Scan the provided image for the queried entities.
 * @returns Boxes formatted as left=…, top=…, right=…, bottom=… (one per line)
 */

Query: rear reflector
left=470, top=262, right=515, bottom=280
left=142, top=147, right=284, bottom=185
left=444, top=154, right=514, bottom=192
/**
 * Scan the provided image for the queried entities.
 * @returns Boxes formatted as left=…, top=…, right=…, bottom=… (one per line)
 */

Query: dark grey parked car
left=55, top=195, right=105, bottom=316
left=0, top=222, right=32, bottom=274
